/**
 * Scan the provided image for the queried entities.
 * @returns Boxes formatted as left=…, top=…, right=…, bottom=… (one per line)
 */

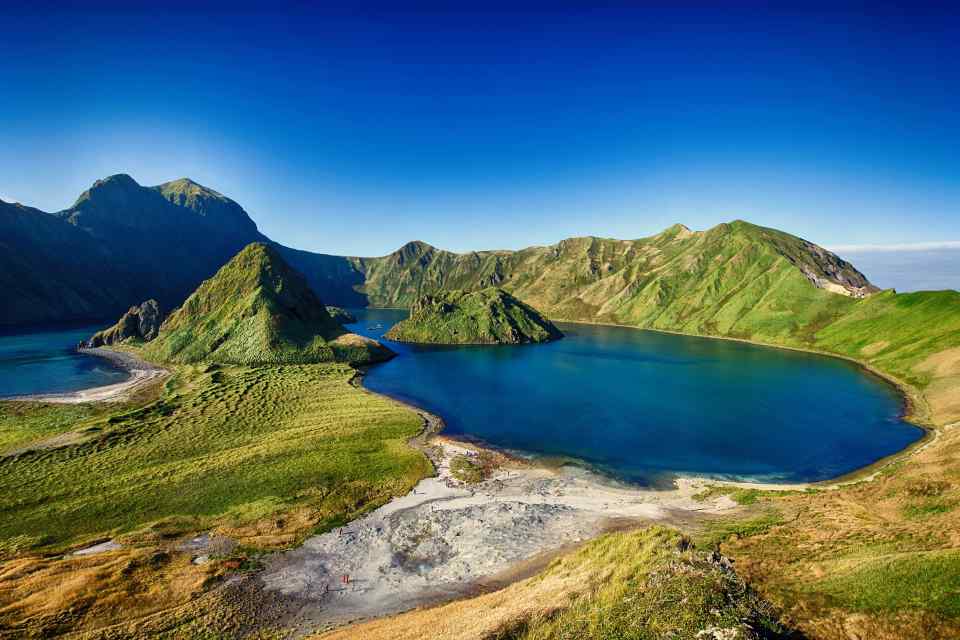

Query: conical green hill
left=144, top=243, right=392, bottom=365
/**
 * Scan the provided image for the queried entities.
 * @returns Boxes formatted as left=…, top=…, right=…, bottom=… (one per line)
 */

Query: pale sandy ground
left=246, top=437, right=741, bottom=637
left=8, top=348, right=166, bottom=404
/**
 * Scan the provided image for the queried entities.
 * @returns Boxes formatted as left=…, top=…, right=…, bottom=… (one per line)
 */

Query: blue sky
left=2, top=2, right=958, bottom=289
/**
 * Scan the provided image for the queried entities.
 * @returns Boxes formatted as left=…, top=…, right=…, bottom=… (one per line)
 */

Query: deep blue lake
left=0, top=325, right=128, bottom=398
left=347, top=309, right=923, bottom=485
left=0, top=315, right=923, bottom=484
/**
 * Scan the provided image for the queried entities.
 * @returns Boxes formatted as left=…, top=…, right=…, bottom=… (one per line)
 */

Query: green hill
left=144, top=243, right=392, bottom=365
left=385, top=288, right=563, bottom=344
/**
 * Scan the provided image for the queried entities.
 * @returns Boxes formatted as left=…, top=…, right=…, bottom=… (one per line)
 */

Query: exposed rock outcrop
left=326, top=306, right=357, bottom=324
left=82, top=299, right=162, bottom=348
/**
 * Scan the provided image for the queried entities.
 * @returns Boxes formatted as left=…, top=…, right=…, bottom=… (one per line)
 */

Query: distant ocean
left=841, top=249, right=960, bottom=293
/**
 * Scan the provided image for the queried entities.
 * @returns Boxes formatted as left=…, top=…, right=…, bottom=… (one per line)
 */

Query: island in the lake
left=384, top=287, right=563, bottom=344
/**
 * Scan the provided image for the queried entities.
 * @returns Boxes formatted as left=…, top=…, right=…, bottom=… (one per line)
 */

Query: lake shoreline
left=250, top=375, right=745, bottom=636
left=5, top=347, right=167, bottom=404
left=551, top=317, right=934, bottom=488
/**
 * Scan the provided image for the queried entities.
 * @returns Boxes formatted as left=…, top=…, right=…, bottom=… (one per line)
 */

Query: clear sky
left=2, top=1, right=958, bottom=273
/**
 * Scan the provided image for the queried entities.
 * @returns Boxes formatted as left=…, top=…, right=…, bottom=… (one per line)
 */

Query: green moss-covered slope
left=385, top=288, right=563, bottom=344
left=144, top=243, right=392, bottom=365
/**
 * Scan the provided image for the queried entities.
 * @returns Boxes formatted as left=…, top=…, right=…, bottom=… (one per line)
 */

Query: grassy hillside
left=704, top=399, right=960, bottom=640
left=316, top=526, right=790, bottom=640
left=385, top=287, right=562, bottom=344
left=144, top=243, right=391, bottom=366
left=0, top=363, right=432, bottom=636
left=0, top=364, right=429, bottom=555
left=812, top=289, right=960, bottom=424
left=300, top=222, right=872, bottom=338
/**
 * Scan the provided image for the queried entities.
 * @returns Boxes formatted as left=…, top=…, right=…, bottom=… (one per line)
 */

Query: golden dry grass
left=0, top=547, right=210, bottom=638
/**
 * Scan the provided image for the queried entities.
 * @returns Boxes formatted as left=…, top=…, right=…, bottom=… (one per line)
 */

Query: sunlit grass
left=0, top=363, right=430, bottom=553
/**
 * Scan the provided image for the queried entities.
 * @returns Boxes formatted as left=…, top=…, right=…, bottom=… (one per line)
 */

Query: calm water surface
left=0, top=325, right=128, bottom=398
left=0, top=315, right=922, bottom=484
left=348, top=309, right=922, bottom=484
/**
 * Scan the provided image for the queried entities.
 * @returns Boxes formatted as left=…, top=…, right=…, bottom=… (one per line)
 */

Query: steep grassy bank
left=699, top=420, right=960, bottom=640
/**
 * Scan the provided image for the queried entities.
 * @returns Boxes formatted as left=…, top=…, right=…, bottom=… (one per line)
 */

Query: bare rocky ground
left=210, top=437, right=739, bottom=638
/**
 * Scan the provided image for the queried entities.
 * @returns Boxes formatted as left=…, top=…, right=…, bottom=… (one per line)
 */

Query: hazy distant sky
left=830, top=247, right=960, bottom=293
left=2, top=2, right=958, bottom=266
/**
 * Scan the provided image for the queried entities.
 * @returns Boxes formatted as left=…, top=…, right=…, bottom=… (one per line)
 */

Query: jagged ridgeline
left=385, top=288, right=563, bottom=344
left=143, top=243, right=392, bottom=365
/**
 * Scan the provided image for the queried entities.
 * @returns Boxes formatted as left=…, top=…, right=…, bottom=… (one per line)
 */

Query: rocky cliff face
left=82, top=300, right=162, bottom=348
left=325, top=306, right=357, bottom=324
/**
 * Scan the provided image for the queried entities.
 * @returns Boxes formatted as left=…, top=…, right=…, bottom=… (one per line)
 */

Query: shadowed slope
left=144, top=243, right=391, bottom=365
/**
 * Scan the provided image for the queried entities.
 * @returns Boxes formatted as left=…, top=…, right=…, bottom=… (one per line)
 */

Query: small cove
left=348, top=309, right=923, bottom=485
left=0, top=325, right=129, bottom=398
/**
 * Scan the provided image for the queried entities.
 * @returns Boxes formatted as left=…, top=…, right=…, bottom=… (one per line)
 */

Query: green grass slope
left=385, top=287, right=563, bottom=344
left=313, top=222, right=872, bottom=349
left=0, top=364, right=429, bottom=553
left=144, top=243, right=391, bottom=366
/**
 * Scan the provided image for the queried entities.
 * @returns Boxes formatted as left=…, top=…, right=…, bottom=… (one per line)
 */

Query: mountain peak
left=399, top=240, right=434, bottom=253
left=144, top=242, right=392, bottom=365
left=85, top=173, right=141, bottom=195
left=99, top=173, right=140, bottom=187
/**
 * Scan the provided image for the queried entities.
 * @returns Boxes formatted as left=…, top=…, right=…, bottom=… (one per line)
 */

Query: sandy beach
left=8, top=347, right=167, bottom=404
